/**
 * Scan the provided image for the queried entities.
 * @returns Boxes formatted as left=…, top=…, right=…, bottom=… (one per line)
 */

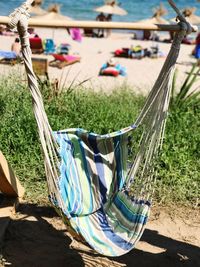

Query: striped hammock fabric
left=53, top=126, right=150, bottom=256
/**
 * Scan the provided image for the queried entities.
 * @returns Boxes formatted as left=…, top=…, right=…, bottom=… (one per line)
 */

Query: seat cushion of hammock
left=69, top=191, right=150, bottom=257
left=54, top=126, right=136, bottom=218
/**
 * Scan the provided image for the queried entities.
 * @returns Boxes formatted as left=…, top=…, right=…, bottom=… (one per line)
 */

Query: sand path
left=1, top=203, right=199, bottom=267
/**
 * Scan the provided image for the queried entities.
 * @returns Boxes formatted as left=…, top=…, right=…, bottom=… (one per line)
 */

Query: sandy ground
left=1, top=203, right=200, bottom=267
left=0, top=29, right=198, bottom=94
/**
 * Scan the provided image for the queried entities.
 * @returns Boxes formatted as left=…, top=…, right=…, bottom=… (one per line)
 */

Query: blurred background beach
left=0, top=0, right=199, bottom=93
left=0, top=0, right=200, bottom=22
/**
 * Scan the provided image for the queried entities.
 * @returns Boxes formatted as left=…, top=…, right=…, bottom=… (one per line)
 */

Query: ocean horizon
left=0, top=0, right=200, bottom=22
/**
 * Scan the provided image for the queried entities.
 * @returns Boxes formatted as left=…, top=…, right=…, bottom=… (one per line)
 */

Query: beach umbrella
left=134, top=3, right=168, bottom=24
left=29, top=0, right=47, bottom=16
left=29, top=6, right=47, bottom=16
left=33, top=4, right=73, bottom=21
left=94, top=1, right=127, bottom=16
left=33, top=5, right=73, bottom=40
left=33, top=11, right=73, bottom=21
left=136, top=16, right=169, bottom=25
left=32, top=0, right=43, bottom=4
left=171, top=7, right=200, bottom=25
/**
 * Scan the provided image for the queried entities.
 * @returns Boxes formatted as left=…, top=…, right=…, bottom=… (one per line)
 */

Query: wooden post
left=0, top=151, right=25, bottom=198
left=0, top=15, right=198, bottom=32
left=0, top=151, right=24, bottom=250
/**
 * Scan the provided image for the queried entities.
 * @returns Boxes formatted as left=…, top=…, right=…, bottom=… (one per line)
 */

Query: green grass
left=0, top=73, right=199, bottom=205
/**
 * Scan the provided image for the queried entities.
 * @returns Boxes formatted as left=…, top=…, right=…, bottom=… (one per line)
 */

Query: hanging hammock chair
left=7, top=0, right=195, bottom=257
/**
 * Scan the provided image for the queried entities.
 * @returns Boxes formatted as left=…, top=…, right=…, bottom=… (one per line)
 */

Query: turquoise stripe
left=76, top=212, right=118, bottom=256
left=57, top=132, right=83, bottom=216
left=113, top=135, right=126, bottom=190
left=113, top=194, right=148, bottom=224
left=68, top=135, right=83, bottom=215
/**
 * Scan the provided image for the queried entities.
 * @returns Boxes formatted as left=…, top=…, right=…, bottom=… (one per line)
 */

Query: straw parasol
left=29, top=0, right=47, bottom=16
left=33, top=4, right=73, bottom=21
left=94, top=1, right=127, bottom=16
left=134, top=3, right=168, bottom=24
left=32, top=4, right=73, bottom=40
left=171, top=7, right=200, bottom=25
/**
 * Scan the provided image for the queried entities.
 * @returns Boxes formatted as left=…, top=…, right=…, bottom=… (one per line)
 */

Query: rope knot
left=8, top=1, right=34, bottom=47
left=8, top=2, right=30, bottom=31
left=178, top=21, right=193, bottom=36
left=168, top=0, right=195, bottom=35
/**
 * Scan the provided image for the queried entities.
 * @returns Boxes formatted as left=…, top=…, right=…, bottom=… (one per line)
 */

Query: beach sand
left=0, top=28, right=197, bottom=94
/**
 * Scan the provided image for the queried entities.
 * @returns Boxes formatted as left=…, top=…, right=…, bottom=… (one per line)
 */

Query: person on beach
left=100, top=57, right=127, bottom=76
left=28, top=27, right=39, bottom=38
left=106, top=14, right=113, bottom=37
left=0, top=24, right=5, bottom=35
left=11, top=37, right=21, bottom=56
left=96, top=12, right=106, bottom=37
left=106, top=14, right=113, bottom=22
left=194, top=32, right=200, bottom=64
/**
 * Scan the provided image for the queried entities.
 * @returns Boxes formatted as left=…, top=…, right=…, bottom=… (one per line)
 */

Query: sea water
left=0, top=0, right=200, bottom=22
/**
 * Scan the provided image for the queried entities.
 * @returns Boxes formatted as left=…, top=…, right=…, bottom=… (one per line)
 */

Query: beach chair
left=83, top=28, right=98, bottom=37
left=29, top=37, right=44, bottom=54
left=44, top=39, right=56, bottom=55
left=32, top=57, right=48, bottom=77
left=56, top=43, right=71, bottom=55
left=49, top=54, right=81, bottom=69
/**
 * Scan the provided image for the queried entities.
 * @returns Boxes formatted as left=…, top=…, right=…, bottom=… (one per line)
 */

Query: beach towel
left=100, top=63, right=127, bottom=76
left=0, top=51, right=17, bottom=59
left=70, top=28, right=82, bottom=42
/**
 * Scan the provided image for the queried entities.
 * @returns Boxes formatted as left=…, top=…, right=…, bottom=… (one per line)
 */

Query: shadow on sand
left=2, top=203, right=200, bottom=267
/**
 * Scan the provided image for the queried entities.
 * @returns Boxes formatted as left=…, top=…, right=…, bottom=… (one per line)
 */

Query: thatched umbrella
left=171, top=7, right=200, bottom=25
left=94, top=1, right=127, bottom=16
left=34, top=4, right=73, bottom=21
left=134, top=3, right=168, bottom=24
left=32, top=0, right=43, bottom=5
left=132, top=4, right=168, bottom=41
left=33, top=4, right=73, bottom=39
left=29, top=0, right=47, bottom=16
